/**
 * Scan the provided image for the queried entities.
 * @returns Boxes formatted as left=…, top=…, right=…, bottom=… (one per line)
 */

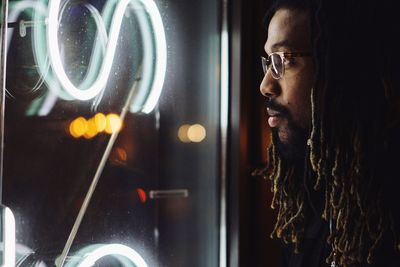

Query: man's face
left=260, top=8, right=314, bottom=161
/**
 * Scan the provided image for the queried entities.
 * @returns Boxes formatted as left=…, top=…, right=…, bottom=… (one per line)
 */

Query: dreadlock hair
left=258, top=0, right=400, bottom=266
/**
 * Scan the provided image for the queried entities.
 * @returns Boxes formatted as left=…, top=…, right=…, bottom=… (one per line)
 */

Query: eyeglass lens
left=270, top=54, right=283, bottom=79
left=262, top=54, right=283, bottom=79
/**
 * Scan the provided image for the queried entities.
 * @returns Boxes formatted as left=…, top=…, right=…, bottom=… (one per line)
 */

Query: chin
left=272, top=127, right=308, bottom=164
left=277, top=129, right=291, bottom=145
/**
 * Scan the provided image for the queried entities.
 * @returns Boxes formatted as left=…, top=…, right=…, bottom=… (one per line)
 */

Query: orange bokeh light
left=105, top=113, right=122, bottom=134
left=83, top=118, right=98, bottom=139
left=69, top=113, right=123, bottom=139
left=94, top=113, right=107, bottom=132
left=69, top=117, right=88, bottom=138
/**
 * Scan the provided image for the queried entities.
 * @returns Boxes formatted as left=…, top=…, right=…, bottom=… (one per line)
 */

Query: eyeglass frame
left=261, top=52, right=312, bottom=79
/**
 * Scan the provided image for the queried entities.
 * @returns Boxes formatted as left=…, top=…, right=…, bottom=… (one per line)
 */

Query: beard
left=267, top=100, right=309, bottom=163
left=271, top=124, right=308, bottom=163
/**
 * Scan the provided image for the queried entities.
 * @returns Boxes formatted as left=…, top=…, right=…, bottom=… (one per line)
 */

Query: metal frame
left=219, top=0, right=229, bottom=266
left=0, top=0, right=8, bottom=203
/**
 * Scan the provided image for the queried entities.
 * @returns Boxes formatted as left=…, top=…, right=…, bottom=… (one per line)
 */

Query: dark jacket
left=282, top=213, right=400, bottom=267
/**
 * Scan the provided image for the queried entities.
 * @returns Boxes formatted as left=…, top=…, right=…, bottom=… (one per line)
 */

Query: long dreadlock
left=257, top=0, right=400, bottom=266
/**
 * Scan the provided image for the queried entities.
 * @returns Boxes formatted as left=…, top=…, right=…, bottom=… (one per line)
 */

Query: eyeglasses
left=261, top=52, right=312, bottom=79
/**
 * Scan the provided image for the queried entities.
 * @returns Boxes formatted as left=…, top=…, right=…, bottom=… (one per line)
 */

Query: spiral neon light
left=46, top=0, right=166, bottom=110
left=47, top=0, right=129, bottom=100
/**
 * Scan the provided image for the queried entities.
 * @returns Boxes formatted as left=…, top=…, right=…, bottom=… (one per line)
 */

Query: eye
left=284, top=57, right=297, bottom=66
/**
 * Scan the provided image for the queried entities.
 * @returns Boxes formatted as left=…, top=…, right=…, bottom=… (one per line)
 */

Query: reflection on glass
left=3, top=0, right=220, bottom=265
left=5, top=0, right=162, bottom=264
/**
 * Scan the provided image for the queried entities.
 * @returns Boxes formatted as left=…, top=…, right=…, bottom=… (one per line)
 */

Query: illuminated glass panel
left=2, top=0, right=220, bottom=266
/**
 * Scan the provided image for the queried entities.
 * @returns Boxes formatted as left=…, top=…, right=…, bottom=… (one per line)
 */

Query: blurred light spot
left=69, top=117, right=88, bottom=138
left=136, top=188, right=147, bottom=203
left=188, top=124, right=206, bottom=142
left=94, top=113, right=107, bottom=132
left=84, top=118, right=98, bottom=139
left=109, top=147, right=128, bottom=166
left=177, top=124, right=191, bottom=143
left=116, top=147, right=127, bottom=162
left=105, top=113, right=122, bottom=134
left=70, top=113, right=123, bottom=139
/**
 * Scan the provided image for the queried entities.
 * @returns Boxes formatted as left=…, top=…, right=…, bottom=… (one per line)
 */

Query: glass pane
left=2, top=0, right=220, bottom=266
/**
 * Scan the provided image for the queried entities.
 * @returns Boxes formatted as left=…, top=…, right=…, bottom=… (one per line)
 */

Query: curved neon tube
left=9, top=0, right=166, bottom=113
left=138, top=0, right=166, bottom=114
left=47, top=0, right=166, bottom=110
left=8, top=1, right=47, bottom=53
left=64, top=244, right=148, bottom=267
left=47, top=0, right=131, bottom=100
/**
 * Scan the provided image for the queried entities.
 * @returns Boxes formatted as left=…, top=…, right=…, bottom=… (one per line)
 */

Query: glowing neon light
left=47, top=0, right=124, bottom=100
left=64, top=244, right=148, bottom=267
left=138, top=0, right=166, bottom=114
left=11, top=0, right=166, bottom=115
left=2, top=206, right=16, bottom=267
left=32, top=1, right=108, bottom=103
left=8, top=1, right=47, bottom=52
left=47, top=0, right=166, bottom=106
left=4, top=0, right=167, bottom=115
left=7, top=1, right=48, bottom=103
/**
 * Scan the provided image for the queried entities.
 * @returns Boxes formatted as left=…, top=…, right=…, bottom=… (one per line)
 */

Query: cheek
left=297, top=85, right=312, bottom=127
left=285, top=79, right=312, bottom=126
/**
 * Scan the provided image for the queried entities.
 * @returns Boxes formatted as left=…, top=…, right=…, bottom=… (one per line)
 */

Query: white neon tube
left=63, top=244, right=148, bottom=267
left=139, top=0, right=166, bottom=114
left=8, top=1, right=47, bottom=53
left=47, top=0, right=166, bottom=109
left=47, top=0, right=131, bottom=100
left=10, top=0, right=166, bottom=114
left=3, top=207, right=16, bottom=267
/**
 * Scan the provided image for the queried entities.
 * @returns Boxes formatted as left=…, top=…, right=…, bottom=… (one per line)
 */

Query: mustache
left=265, top=99, right=290, bottom=117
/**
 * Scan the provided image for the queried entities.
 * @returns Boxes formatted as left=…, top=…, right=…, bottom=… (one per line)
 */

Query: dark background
left=229, top=0, right=282, bottom=266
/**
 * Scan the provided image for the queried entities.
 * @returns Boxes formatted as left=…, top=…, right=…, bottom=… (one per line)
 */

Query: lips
left=267, top=107, right=282, bottom=128
left=267, top=107, right=281, bottom=117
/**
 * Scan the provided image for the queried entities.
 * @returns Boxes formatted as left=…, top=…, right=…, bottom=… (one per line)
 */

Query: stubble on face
left=263, top=9, right=313, bottom=162
left=266, top=99, right=309, bottom=163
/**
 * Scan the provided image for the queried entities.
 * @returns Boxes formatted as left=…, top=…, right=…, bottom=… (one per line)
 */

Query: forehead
left=265, top=8, right=311, bottom=53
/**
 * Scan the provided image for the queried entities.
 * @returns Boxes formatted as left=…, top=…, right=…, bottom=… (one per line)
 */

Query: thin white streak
left=56, top=74, right=142, bottom=267
left=219, top=0, right=229, bottom=267
left=0, top=0, right=9, bottom=203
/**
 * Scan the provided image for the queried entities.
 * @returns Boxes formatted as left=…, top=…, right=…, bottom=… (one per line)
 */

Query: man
left=258, top=0, right=400, bottom=266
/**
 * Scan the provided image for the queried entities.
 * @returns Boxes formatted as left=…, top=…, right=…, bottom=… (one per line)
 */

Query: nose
left=259, top=70, right=280, bottom=100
